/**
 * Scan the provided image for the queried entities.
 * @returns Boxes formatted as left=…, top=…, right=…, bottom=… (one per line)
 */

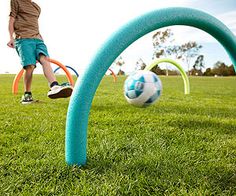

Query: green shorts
left=15, top=38, right=49, bottom=69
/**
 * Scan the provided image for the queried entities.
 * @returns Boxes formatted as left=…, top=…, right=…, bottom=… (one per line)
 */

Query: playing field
left=0, top=74, right=235, bottom=195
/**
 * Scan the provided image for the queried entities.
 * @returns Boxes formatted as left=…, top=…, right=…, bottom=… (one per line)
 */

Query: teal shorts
left=15, top=38, right=49, bottom=69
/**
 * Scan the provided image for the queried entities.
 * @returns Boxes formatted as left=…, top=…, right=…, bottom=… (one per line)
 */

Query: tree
left=203, top=68, right=214, bottom=76
left=135, top=58, right=147, bottom=70
left=115, top=56, right=125, bottom=66
left=166, top=45, right=182, bottom=59
left=203, top=62, right=235, bottom=76
left=114, top=56, right=125, bottom=75
left=178, top=42, right=202, bottom=75
left=193, top=55, right=205, bottom=71
left=152, top=29, right=174, bottom=76
left=228, top=65, right=235, bottom=76
left=117, top=70, right=125, bottom=75
left=190, top=55, right=205, bottom=76
left=152, top=28, right=174, bottom=59
left=152, top=29, right=202, bottom=75
left=151, top=65, right=165, bottom=75
left=212, top=61, right=231, bottom=76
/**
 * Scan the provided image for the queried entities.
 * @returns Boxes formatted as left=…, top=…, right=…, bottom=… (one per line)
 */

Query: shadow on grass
left=91, top=103, right=236, bottom=135
left=80, top=148, right=236, bottom=194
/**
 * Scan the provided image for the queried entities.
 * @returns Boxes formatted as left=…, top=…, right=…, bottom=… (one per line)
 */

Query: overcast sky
left=0, top=0, right=236, bottom=74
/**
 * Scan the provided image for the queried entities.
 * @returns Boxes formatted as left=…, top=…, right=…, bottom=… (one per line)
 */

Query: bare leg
left=39, top=55, right=73, bottom=99
left=24, top=65, right=35, bottom=92
left=39, top=55, right=57, bottom=85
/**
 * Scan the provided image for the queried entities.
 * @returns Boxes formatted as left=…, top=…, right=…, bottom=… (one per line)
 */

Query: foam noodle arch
left=66, top=7, right=236, bottom=166
left=12, top=58, right=74, bottom=95
left=54, top=65, right=79, bottom=77
left=144, top=58, right=190, bottom=94
left=53, top=66, right=117, bottom=82
left=108, top=68, right=117, bottom=82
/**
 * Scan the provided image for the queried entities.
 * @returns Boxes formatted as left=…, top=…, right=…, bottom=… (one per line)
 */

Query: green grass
left=0, top=74, right=235, bottom=195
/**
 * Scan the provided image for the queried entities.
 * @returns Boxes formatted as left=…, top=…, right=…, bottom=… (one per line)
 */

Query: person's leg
left=14, top=39, right=37, bottom=104
left=24, top=65, right=35, bottom=93
left=38, top=54, right=59, bottom=86
left=20, top=65, right=36, bottom=104
left=36, top=40, right=73, bottom=99
left=39, top=54, right=73, bottom=99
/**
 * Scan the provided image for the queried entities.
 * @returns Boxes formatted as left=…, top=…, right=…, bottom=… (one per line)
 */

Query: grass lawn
left=0, top=74, right=235, bottom=195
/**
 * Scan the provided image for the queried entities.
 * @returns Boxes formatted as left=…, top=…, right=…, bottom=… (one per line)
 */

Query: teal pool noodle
left=66, top=7, right=236, bottom=166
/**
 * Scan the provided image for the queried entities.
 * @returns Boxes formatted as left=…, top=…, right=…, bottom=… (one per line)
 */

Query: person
left=7, top=0, right=73, bottom=104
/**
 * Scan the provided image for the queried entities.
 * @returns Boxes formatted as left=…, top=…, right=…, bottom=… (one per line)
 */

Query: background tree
left=203, top=63, right=235, bottom=76
left=178, top=42, right=202, bottom=75
left=211, top=61, right=231, bottom=76
left=152, top=29, right=174, bottom=76
left=228, top=65, right=235, bottom=76
left=190, top=54, right=205, bottom=76
left=151, top=65, right=165, bottom=75
left=152, top=29, right=174, bottom=58
left=135, top=58, right=147, bottom=70
left=203, top=68, right=214, bottom=76
left=114, top=56, right=125, bottom=75
left=193, top=55, right=205, bottom=71
left=152, top=29, right=202, bottom=76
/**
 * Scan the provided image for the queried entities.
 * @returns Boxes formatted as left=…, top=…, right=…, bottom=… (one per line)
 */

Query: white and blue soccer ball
left=124, top=70, right=162, bottom=107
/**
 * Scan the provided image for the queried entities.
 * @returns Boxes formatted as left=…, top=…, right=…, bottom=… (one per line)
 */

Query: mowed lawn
left=0, top=74, right=235, bottom=195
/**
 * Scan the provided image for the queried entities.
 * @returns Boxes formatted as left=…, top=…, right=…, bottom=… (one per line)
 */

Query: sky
left=0, top=0, right=236, bottom=74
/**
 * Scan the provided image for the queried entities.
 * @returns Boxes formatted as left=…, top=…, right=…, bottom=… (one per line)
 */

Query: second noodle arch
left=53, top=66, right=117, bottom=82
left=145, top=58, right=190, bottom=94
left=108, top=68, right=117, bottom=82
left=54, top=65, right=79, bottom=78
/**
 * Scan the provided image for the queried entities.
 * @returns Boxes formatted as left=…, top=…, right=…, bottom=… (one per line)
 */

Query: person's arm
left=7, top=0, right=18, bottom=48
left=7, top=16, right=15, bottom=48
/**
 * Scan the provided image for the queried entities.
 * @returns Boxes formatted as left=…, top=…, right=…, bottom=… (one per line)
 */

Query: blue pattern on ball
left=124, top=70, right=162, bottom=107
left=126, top=90, right=137, bottom=99
left=125, top=76, right=145, bottom=99
left=153, top=75, right=158, bottom=82
left=145, top=89, right=161, bottom=105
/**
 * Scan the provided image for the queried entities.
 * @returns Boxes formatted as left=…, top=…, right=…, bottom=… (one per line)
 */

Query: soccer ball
left=124, top=70, right=162, bottom=107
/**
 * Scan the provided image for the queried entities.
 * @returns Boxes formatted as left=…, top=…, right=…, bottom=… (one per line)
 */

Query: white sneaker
left=47, top=84, right=73, bottom=99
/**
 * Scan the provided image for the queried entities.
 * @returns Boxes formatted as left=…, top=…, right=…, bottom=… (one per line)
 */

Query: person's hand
left=7, top=39, right=15, bottom=48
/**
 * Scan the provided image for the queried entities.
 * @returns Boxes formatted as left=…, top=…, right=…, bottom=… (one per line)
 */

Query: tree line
left=113, top=28, right=235, bottom=76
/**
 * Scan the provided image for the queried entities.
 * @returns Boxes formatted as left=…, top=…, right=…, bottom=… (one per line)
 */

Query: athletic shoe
left=21, top=94, right=34, bottom=105
left=47, top=84, right=73, bottom=99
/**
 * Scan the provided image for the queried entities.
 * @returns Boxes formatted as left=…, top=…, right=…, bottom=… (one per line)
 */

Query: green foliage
left=203, top=62, right=235, bottom=76
left=212, top=62, right=235, bottom=76
left=152, top=29, right=174, bottom=59
left=135, top=58, right=147, bottom=71
left=193, top=55, right=205, bottom=70
left=0, top=75, right=236, bottom=195
left=152, top=29, right=202, bottom=74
